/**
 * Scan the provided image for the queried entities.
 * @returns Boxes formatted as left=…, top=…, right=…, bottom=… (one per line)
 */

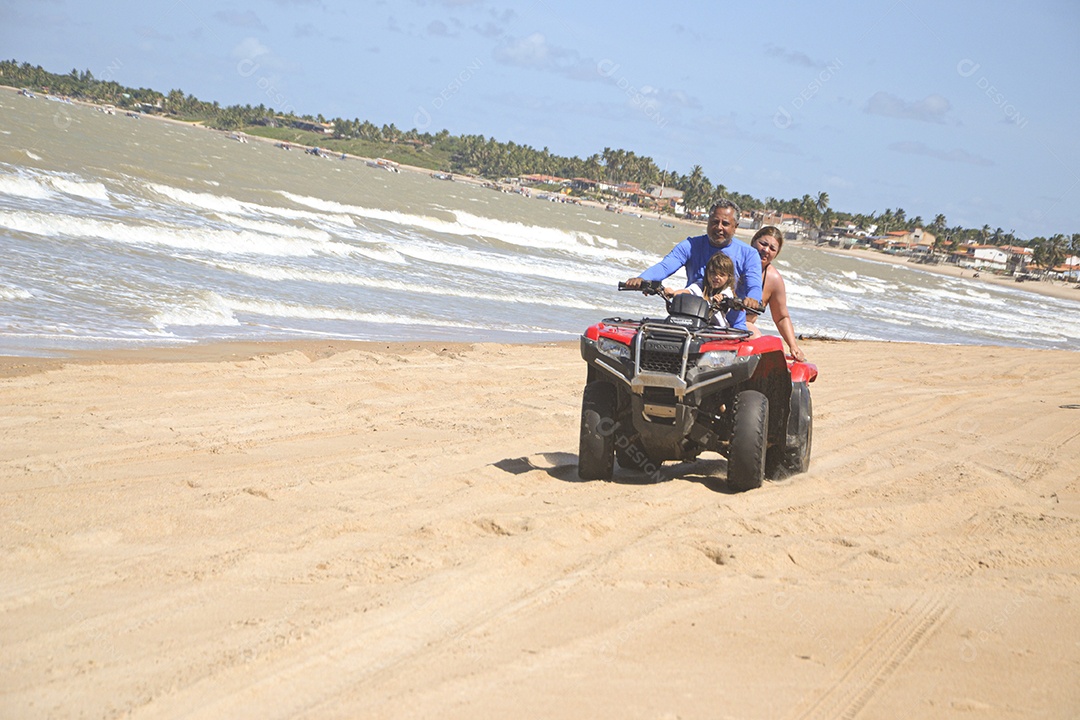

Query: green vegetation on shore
left=3, top=58, right=1077, bottom=263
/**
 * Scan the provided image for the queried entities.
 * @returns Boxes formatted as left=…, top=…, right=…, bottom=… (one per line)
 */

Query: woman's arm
left=767, top=271, right=806, bottom=361
left=747, top=266, right=772, bottom=325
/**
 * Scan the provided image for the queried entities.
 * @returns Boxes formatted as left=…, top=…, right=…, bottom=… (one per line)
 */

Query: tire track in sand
left=130, top=482, right=704, bottom=719
left=788, top=589, right=953, bottom=720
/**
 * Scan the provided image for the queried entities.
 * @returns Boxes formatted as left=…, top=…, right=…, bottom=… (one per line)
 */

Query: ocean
left=2, top=93, right=1078, bottom=357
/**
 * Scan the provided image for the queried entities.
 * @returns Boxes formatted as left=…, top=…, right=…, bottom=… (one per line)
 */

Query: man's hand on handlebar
left=619, top=278, right=666, bottom=296
left=709, top=295, right=762, bottom=315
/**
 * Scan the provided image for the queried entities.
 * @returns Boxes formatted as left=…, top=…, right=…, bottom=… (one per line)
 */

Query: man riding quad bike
left=577, top=281, right=817, bottom=491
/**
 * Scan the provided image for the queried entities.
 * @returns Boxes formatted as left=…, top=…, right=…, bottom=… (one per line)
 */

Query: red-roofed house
left=520, top=174, right=570, bottom=186
left=759, top=213, right=812, bottom=236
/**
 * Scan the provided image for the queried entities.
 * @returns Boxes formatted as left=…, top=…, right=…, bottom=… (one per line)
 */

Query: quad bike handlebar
left=618, top=280, right=760, bottom=315
left=617, top=279, right=665, bottom=294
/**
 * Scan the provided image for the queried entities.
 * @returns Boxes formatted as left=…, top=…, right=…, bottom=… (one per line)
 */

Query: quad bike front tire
left=766, top=382, right=813, bottom=479
left=728, top=389, right=769, bottom=492
left=784, top=382, right=813, bottom=474
left=578, top=381, right=616, bottom=480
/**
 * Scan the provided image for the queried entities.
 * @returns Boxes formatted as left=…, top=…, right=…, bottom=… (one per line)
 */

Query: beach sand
left=2, top=340, right=1079, bottom=718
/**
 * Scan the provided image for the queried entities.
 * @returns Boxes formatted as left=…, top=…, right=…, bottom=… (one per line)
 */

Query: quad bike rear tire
left=728, top=389, right=769, bottom=492
left=578, top=381, right=616, bottom=480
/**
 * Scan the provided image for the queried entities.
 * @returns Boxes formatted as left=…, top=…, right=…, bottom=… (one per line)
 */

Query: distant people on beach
left=623, top=199, right=762, bottom=329
left=748, top=226, right=806, bottom=361
left=667, top=251, right=737, bottom=328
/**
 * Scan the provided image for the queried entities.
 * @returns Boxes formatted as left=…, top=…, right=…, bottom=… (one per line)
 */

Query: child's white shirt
left=686, top=284, right=733, bottom=327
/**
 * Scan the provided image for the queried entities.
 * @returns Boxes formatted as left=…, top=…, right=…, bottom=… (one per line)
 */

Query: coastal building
left=615, top=181, right=645, bottom=202
left=520, top=173, right=570, bottom=187
left=973, top=246, right=1009, bottom=267
left=892, top=228, right=937, bottom=254
left=819, top=227, right=865, bottom=248
left=1056, top=256, right=1080, bottom=281
left=871, top=233, right=914, bottom=252
left=646, top=185, right=684, bottom=215
left=971, top=245, right=1032, bottom=273
left=760, top=213, right=812, bottom=239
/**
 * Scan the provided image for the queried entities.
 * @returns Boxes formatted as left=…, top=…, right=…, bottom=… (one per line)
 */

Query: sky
left=3, top=0, right=1079, bottom=240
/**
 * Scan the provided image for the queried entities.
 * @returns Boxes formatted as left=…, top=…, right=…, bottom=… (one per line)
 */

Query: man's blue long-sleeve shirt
left=639, top=235, right=763, bottom=329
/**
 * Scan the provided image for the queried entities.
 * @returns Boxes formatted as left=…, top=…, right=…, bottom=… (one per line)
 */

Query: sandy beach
left=2, top=339, right=1078, bottom=718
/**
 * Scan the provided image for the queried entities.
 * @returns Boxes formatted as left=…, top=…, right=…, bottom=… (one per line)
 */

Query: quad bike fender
left=789, top=361, right=818, bottom=384
left=580, top=335, right=632, bottom=386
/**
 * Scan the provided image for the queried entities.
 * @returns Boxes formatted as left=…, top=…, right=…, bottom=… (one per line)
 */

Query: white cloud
left=865, top=92, right=952, bottom=123
left=232, top=37, right=270, bottom=60
left=494, top=33, right=557, bottom=68
left=215, top=10, right=267, bottom=31
left=889, top=141, right=993, bottom=166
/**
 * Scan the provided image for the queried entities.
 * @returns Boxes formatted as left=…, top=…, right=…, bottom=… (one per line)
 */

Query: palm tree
left=1070, top=234, right=1080, bottom=281
left=682, top=165, right=711, bottom=214
left=584, top=154, right=603, bottom=182
left=929, top=214, right=947, bottom=235
left=821, top=208, right=836, bottom=236
left=932, top=233, right=947, bottom=259
left=797, top=194, right=819, bottom=230
left=878, top=209, right=893, bottom=234
left=815, top=191, right=830, bottom=216
left=1047, top=234, right=1068, bottom=273
left=1032, top=238, right=1048, bottom=276
left=893, top=207, right=907, bottom=230
left=813, top=191, right=831, bottom=234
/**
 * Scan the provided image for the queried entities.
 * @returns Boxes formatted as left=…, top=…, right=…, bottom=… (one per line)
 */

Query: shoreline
left=0, top=339, right=572, bottom=377
left=0, top=331, right=1067, bottom=378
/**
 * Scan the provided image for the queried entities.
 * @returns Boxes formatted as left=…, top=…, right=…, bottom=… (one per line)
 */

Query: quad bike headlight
left=697, top=350, right=737, bottom=369
left=597, top=337, right=631, bottom=362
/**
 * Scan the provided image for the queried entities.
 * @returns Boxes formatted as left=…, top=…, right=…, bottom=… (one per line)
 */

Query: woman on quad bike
left=748, top=226, right=807, bottom=362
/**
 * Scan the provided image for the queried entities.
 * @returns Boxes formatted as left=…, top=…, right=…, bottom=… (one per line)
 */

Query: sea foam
left=49, top=177, right=110, bottom=201
left=0, top=209, right=360, bottom=258
left=0, top=173, right=52, bottom=200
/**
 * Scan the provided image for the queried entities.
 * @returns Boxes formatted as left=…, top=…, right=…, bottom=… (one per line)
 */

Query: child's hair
left=703, top=252, right=736, bottom=299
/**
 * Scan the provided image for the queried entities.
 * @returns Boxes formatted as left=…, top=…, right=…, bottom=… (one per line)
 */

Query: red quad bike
left=577, top=281, right=818, bottom=491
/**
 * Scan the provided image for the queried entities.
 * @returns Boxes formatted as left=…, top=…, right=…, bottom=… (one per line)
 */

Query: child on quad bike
left=666, top=252, right=738, bottom=328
